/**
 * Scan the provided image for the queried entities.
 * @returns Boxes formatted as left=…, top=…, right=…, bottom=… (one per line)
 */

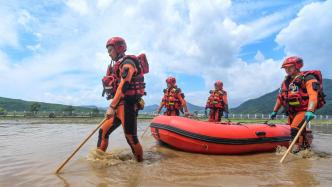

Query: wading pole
left=55, top=118, right=107, bottom=174
left=280, top=120, right=308, bottom=163
left=140, top=124, right=150, bottom=141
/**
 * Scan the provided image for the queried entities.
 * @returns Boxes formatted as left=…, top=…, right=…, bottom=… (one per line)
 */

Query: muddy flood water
left=0, top=119, right=331, bottom=187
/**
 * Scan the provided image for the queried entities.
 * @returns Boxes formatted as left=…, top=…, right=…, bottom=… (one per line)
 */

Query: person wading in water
left=270, top=56, right=325, bottom=153
left=98, top=36, right=149, bottom=162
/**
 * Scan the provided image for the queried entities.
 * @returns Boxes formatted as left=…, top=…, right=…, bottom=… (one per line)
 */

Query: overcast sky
left=0, top=0, right=331, bottom=108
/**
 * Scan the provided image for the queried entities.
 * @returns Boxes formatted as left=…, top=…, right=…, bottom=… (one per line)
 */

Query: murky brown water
left=0, top=119, right=331, bottom=187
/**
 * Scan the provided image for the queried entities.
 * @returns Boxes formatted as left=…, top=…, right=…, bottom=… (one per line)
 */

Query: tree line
left=0, top=102, right=101, bottom=117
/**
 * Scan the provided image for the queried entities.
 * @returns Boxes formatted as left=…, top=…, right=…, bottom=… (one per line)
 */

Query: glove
left=224, top=112, right=229, bottom=119
left=270, top=111, right=277, bottom=119
left=137, top=98, right=145, bottom=110
left=305, top=111, right=315, bottom=122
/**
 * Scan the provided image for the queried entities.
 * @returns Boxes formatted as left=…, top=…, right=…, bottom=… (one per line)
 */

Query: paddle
left=55, top=118, right=107, bottom=174
left=280, top=120, right=308, bottom=163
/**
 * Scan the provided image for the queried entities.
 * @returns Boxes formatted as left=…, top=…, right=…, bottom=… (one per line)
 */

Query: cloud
left=1, top=0, right=328, bottom=108
left=276, top=0, right=332, bottom=78
left=254, top=50, right=265, bottom=62
left=65, top=0, right=89, bottom=15
left=96, top=0, right=113, bottom=10
left=0, top=50, right=11, bottom=72
left=18, top=9, right=36, bottom=28
left=0, top=5, right=19, bottom=47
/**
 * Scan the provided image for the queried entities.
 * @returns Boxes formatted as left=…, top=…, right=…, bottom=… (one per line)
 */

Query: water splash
left=275, top=146, right=330, bottom=160
left=275, top=145, right=288, bottom=155
left=86, top=149, right=135, bottom=168
left=295, top=149, right=330, bottom=160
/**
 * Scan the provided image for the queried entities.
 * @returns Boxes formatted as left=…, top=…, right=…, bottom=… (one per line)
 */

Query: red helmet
left=281, top=56, right=303, bottom=69
left=215, top=80, right=223, bottom=89
left=166, top=76, right=176, bottom=85
left=106, top=37, right=127, bottom=54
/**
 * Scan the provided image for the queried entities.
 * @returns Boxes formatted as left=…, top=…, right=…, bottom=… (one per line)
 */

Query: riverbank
left=1, top=116, right=331, bottom=125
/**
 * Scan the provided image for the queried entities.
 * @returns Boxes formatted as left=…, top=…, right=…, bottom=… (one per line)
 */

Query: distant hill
left=231, top=79, right=332, bottom=115
left=0, top=97, right=98, bottom=112
left=187, top=102, right=206, bottom=112
left=230, top=90, right=278, bottom=114
left=141, top=104, right=159, bottom=113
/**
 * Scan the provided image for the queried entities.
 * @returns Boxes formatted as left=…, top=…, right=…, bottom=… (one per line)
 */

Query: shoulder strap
left=302, top=70, right=322, bottom=83
left=122, top=55, right=142, bottom=75
left=106, top=64, right=112, bottom=76
left=284, top=76, right=291, bottom=88
left=176, top=88, right=182, bottom=93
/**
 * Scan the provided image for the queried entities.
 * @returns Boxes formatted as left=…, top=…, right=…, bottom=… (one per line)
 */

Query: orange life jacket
left=162, top=87, right=184, bottom=110
left=206, top=89, right=226, bottom=109
left=102, top=54, right=149, bottom=100
left=278, top=70, right=325, bottom=113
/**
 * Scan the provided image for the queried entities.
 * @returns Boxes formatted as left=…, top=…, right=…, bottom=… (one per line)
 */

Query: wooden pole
left=55, top=118, right=107, bottom=174
left=280, top=120, right=308, bottom=163
left=140, top=124, right=150, bottom=141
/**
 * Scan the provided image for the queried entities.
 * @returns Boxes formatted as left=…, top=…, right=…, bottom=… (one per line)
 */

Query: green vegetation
left=30, top=102, right=41, bottom=115
left=0, top=107, right=6, bottom=115
left=91, top=107, right=100, bottom=117
left=0, top=97, right=102, bottom=113
left=63, top=105, right=75, bottom=116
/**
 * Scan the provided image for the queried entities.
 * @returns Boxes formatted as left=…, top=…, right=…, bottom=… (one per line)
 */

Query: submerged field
left=0, top=118, right=331, bottom=186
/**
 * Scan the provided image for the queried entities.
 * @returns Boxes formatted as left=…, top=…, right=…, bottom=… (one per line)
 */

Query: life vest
left=278, top=70, right=325, bottom=113
left=162, top=87, right=184, bottom=110
left=102, top=53, right=149, bottom=100
left=206, top=89, right=226, bottom=109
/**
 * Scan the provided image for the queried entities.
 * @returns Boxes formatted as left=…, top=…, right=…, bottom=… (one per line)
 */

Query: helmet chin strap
left=291, top=70, right=300, bottom=77
left=115, top=53, right=125, bottom=61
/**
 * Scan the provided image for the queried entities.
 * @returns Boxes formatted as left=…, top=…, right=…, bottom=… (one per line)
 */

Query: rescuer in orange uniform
left=270, top=56, right=325, bottom=152
left=156, top=76, right=190, bottom=116
left=205, top=80, right=229, bottom=122
left=98, top=37, right=149, bottom=162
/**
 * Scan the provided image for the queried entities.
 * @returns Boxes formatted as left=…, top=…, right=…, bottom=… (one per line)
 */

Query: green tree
left=91, top=107, right=100, bottom=117
left=30, top=102, right=41, bottom=115
left=64, top=105, right=75, bottom=116
left=48, top=112, right=56, bottom=118
left=0, top=107, right=6, bottom=115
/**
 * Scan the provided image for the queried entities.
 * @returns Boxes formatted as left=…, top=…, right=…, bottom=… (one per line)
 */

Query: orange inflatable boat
left=150, top=115, right=295, bottom=154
